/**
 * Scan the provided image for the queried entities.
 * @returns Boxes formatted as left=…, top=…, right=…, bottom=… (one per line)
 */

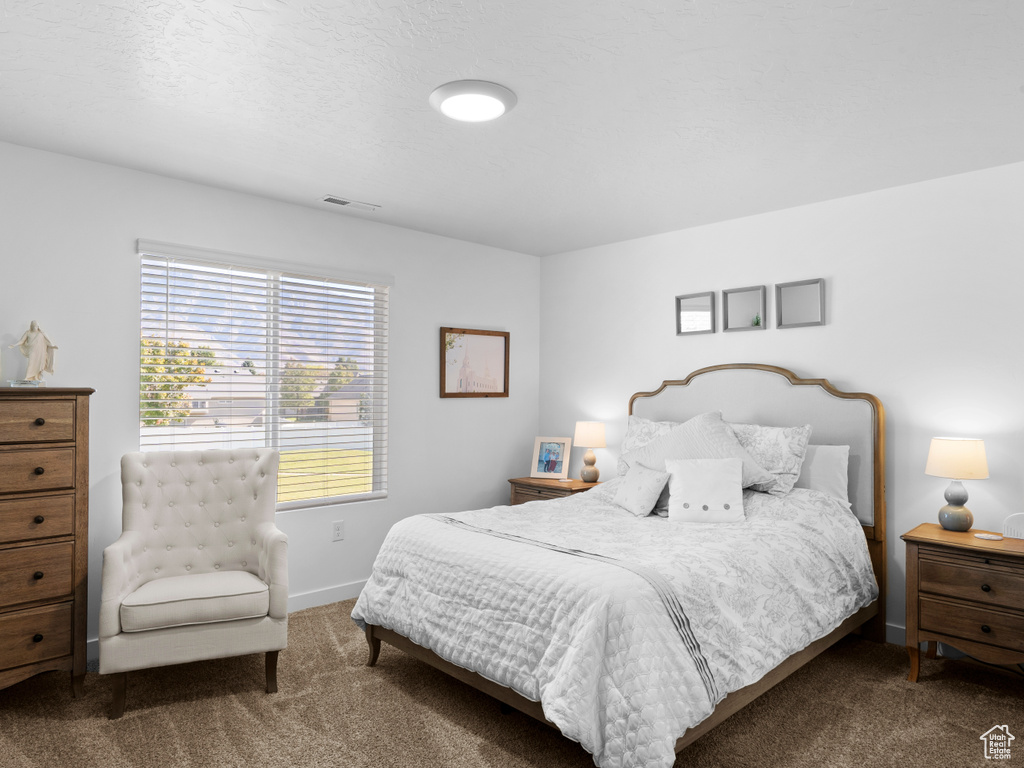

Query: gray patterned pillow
left=613, top=463, right=671, bottom=517
left=622, top=411, right=773, bottom=492
left=616, top=415, right=678, bottom=476
left=730, top=422, right=812, bottom=496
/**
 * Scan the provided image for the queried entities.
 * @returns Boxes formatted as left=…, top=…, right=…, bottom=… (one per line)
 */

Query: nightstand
left=508, top=477, right=599, bottom=505
left=902, top=523, right=1024, bottom=682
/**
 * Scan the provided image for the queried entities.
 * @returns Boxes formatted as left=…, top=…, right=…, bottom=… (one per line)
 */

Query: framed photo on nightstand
left=530, top=436, right=572, bottom=480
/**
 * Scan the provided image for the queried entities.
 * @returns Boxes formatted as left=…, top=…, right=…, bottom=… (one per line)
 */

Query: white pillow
left=617, top=415, right=678, bottom=476
left=794, top=444, right=850, bottom=503
left=665, top=458, right=744, bottom=523
left=622, top=411, right=773, bottom=489
left=613, top=463, right=670, bottom=517
left=730, top=422, right=812, bottom=496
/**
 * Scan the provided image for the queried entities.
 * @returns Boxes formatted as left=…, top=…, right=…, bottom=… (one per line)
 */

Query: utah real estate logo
left=980, top=725, right=1014, bottom=760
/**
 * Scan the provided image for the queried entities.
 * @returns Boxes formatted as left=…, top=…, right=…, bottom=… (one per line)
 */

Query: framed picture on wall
left=440, top=327, right=510, bottom=398
left=530, top=436, right=572, bottom=480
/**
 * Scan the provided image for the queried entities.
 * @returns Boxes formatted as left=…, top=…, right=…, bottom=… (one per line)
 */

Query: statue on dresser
left=9, top=321, right=57, bottom=381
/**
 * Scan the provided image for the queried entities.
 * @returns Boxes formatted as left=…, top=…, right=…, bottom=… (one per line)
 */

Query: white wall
left=540, top=161, right=1024, bottom=644
left=0, top=141, right=541, bottom=655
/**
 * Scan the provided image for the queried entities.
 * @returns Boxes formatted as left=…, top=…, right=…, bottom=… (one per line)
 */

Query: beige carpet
left=0, top=599, right=1019, bottom=767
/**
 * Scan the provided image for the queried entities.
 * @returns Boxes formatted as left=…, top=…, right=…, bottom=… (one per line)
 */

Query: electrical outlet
left=332, top=520, right=344, bottom=541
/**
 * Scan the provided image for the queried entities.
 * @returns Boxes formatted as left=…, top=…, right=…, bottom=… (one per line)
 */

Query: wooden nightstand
left=508, top=477, right=599, bottom=506
left=902, top=523, right=1024, bottom=682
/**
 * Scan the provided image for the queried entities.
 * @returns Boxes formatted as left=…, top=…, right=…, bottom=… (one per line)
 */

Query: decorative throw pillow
left=613, top=463, right=671, bottom=517
left=617, top=415, right=678, bottom=476
left=665, top=458, right=745, bottom=523
left=730, top=422, right=812, bottom=496
left=794, top=444, right=851, bottom=503
left=622, top=411, right=773, bottom=489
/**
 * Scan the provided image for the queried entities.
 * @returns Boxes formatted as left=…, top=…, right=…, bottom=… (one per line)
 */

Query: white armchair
left=100, top=448, right=287, bottom=718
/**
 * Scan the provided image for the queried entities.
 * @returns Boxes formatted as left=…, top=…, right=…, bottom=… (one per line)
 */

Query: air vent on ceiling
left=321, top=195, right=380, bottom=213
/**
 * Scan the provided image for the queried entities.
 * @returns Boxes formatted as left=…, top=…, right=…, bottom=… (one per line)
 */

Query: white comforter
left=351, top=481, right=877, bottom=768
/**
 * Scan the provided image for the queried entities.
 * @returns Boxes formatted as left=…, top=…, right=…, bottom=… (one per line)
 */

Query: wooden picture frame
left=530, top=436, right=572, bottom=480
left=440, top=327, right=510, bottom=398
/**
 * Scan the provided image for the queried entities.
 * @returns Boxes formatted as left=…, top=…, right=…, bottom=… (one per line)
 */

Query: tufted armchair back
left=120, top=448, right=279, bottom=587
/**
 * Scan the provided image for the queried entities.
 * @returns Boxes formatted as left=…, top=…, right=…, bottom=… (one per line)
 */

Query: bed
left=352, top=364, right=886, bottom=767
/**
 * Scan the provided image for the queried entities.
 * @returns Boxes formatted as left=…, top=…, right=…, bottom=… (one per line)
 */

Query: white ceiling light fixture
left=429, top=80, right=517, bottom=122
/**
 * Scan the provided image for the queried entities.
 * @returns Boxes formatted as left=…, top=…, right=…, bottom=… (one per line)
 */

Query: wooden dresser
left=508, top=476, right=599, bottom=505
left=902, top=522, right=1024, bottom=682
left=0, top=388, right=93, bottom=696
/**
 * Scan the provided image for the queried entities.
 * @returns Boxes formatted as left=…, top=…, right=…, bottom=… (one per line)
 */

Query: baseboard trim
left=86, top=579, right=368, bottom=663
left=287, top=579, right=367, bottom=613
left=886, top=622, right=905, bottom=646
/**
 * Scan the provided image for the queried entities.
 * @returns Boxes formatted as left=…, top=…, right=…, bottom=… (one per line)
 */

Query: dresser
left=0, top=388, right=93, bottom=696
left=508, top=476, right=599, bottom=505
left=902, top=523, right=1024, bottom=682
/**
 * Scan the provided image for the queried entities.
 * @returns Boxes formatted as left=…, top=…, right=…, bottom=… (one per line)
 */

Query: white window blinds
left=139, top=243, right=389, bottom=508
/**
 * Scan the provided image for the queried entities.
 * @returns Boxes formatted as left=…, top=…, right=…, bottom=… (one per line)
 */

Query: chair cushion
left=120, top=571, right=270, bottom=633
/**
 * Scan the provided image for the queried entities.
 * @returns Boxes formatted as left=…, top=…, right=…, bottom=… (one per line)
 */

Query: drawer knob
left=34, top=417, right=45, bottom=426
left=33, top=466, right=45, bottom=475
left=33, top=571, right=44, bottom=580
left=981, top=584, right=991, bottom=592
left=33, top=515, right=44, bottom=524
left=32, top=634, right=44, bottom=643
left=981, top=624, right=992, bottom=634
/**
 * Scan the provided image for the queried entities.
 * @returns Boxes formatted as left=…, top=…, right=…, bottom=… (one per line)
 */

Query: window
left=138, top=241, right=389, bottom=508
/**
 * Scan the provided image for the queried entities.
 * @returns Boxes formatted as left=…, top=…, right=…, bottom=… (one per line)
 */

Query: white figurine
left=9, top=321, right=57, bottom=381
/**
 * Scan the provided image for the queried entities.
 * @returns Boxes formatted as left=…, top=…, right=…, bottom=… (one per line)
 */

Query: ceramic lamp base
left=580, top=448, right=599, bottom=483
left=939, top=505, right=973, bottom=532
left=938, top=480, right=973, bottom=531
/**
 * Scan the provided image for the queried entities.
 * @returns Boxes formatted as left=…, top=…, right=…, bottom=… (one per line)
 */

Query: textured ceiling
left=2, top=1, right=1023, bottom=256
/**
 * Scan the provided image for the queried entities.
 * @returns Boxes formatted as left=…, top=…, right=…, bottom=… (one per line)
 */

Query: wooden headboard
left=629, top=363, right=887, bottom=640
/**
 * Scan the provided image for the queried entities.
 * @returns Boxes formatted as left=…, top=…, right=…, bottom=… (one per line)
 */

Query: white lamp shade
left=925, top=437, right=989, bottom=480
left=573, top=421, right=606, bottom=449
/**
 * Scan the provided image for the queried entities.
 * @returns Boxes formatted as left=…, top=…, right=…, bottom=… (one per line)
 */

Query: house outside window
left=138, top=240, right=390, bottom=509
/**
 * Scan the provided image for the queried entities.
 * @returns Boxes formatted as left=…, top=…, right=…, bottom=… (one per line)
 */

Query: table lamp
left=924, top=437, right=988, bottom=531
left=573, top=421, right=606, bottom=483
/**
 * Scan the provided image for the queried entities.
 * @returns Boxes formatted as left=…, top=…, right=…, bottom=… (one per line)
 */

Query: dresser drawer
left=0, top=603, right=72, bottom=668
left=0, top=448, right=75, bottom=494
left=920, top=558, right=1024, bottom=611
left=0, top=495, right=74, bottom=545
left=0, top=542, right=74, bottom=608
left=0, top=400, right=74, bottom=444
left=920, top=597, right=1024, bottom=652
left=512, top=486, right=566, bottom=504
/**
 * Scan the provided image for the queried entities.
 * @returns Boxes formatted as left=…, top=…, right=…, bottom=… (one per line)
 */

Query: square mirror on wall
left=776, top=278, right=825, bottom=329
left=676, top=291, right=715, bottom=335
left=723, top=285, right=766, bottom=332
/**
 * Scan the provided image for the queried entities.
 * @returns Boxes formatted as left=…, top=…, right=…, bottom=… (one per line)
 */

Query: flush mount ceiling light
left=429, top=80, right=517, bottom=122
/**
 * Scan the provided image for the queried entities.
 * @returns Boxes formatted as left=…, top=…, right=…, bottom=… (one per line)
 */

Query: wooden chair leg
left=365, top=625, right=381, bottom=667
left=109, top=673, right=127, bottom=719
left=265, top=650, right=279, bottom=693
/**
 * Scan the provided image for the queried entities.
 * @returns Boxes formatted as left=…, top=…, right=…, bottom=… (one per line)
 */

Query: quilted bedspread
left=351, top=481, right=877, bottom=768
